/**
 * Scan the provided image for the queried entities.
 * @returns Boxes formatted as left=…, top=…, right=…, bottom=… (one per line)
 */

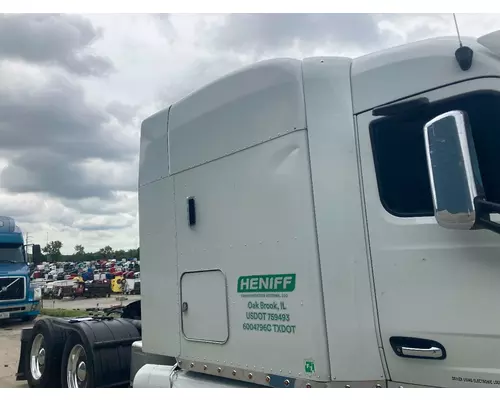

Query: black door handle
left=187, top=197, right=196, bottom=227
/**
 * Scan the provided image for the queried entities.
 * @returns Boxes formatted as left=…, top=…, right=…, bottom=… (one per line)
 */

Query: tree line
left=39, top=240, right=140, bottom=263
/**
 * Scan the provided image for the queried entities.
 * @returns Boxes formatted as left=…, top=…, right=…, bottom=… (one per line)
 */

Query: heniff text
left=237, top=274, right=296, bottom=293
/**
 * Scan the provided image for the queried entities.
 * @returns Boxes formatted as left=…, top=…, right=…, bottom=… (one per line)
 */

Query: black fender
left=122, top=300, right=141, bottom=321
left=54, top=317, right=142, bottom=388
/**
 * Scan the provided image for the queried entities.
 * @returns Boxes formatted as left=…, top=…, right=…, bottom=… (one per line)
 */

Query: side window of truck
left=369, top=90, right=500, bottom=218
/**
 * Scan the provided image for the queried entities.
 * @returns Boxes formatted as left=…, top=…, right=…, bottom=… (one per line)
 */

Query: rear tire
left=25, top=319, right=65, bottom=387
left=61, top=333, right=94, bottom=388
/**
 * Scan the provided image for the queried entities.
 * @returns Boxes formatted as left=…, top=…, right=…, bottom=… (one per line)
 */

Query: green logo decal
left=304, top=360, right=315, bottom=375
left=237, top=274, right=296, bottom=293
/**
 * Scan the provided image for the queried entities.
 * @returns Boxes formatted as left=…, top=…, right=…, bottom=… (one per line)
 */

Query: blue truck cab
left=0, top=216, right=42, bottom=322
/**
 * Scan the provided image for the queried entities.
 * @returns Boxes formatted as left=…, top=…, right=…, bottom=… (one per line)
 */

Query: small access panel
left=180, top=269, right=229, bottom=343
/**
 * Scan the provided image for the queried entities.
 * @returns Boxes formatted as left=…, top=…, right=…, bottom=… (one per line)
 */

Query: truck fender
left=121, top=300, right=141, bottom=321
left=55, top=317, right=141, bottom=388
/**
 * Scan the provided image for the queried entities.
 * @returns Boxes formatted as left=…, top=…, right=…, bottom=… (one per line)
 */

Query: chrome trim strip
left=177, top=358, right=386, bottom=388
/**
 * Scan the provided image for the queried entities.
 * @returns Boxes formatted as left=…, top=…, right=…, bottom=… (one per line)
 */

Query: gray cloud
left=106, top=101, right=138, bottom=125
left=62, top=194, right=137, bottom=216
left=150, top=13, right=174, bottom=31
left=199, top=13, right=474, bottom=58
left=0, top=14, right=114, bottom=76
left=0, top=73, right=135, bottom=158
left=76, top=223, right=133, bottom=231
left=0, top=152, right=138, bottom=201
left=2, top=152, right=113, bottom=200
left=0, top=68, right=138, bottom=200
left=0, top=193, right=77, bottom=226
left=71, top=212, right=136, bottom=232
left=203, top=14, right=400, bottom=55
left=0, top=195, right=40, bottom=222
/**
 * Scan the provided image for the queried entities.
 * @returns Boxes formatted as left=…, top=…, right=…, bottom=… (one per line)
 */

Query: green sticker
left=304, top=360, right=315, bottom=375
left=237, top=274, right=296, bottom=293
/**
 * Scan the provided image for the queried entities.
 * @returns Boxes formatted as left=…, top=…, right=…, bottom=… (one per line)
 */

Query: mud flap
left=16, top=328, right=33, bottom=381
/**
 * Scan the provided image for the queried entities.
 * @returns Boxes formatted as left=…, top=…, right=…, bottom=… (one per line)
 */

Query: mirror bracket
left=474, top=198, right=500, bottom=235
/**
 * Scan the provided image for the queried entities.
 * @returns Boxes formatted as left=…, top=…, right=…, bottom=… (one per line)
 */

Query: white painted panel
left=168, top=59, right=306, bottom=174
left=139, top=177, right=180, bottom=357
left=175, top=131, right=330, bottom=381
left=357, top=78, right=500, bottom=387
left=139, top=108, right=169, bottom=186
left=302, top=57, right=385, bottom=382
left=352, top=36, right=500, bottom=113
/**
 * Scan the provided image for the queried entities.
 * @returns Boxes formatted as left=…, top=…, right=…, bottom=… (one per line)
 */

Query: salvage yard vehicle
left=15, top=30, right=500, bottom=388
left=111, top=276, right=126, bottom=294
left=44, top=279, right=112, bottom=300
left=51, top=280, right=81, bottom=300
left=0, top=217, right=43, bottom=322
left=82, top=280, right=112, bottom=298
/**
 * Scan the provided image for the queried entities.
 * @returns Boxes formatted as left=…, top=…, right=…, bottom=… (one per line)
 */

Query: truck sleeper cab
left=136, top=30, right=500, bottom=389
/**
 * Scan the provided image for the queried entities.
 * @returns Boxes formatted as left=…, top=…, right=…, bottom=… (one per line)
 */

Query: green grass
left=40, top=308, right=92, bottom=318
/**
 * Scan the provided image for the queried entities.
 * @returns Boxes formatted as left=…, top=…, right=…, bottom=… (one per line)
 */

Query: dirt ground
left=0, top=319, right=32, bottom=388
left=0, top=295, right=140, bottom=388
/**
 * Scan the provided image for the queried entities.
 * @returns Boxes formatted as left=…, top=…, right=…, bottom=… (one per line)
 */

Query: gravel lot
left=0, top=295, right=140, bottom=388
left=0, top=319, right=32, bottom=388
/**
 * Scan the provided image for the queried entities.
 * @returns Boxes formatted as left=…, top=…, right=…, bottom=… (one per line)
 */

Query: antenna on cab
left=453, top=13, right=474, bottom=71
left=452, top=13, right=463, bottom=47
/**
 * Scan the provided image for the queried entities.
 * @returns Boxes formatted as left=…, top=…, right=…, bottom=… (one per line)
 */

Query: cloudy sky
left=0, top=13, right=499, bottom=253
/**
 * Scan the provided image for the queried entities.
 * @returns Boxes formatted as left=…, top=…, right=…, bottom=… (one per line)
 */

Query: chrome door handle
left=401, top=346, right=443, bottom=359
left=390, top=336, right=446, bottom=360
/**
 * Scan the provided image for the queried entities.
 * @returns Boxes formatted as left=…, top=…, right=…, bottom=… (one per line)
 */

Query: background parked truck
left=0, top=216, right=42, bottom=323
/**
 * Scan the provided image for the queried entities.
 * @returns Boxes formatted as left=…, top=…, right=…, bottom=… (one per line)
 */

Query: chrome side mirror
left=423, top=110, right=483, bottom=230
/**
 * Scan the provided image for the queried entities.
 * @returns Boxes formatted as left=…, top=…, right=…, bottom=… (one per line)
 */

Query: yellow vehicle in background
left=111, top=276, right=126, bottom=293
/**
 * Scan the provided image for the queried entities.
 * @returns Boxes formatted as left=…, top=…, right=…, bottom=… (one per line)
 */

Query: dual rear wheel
left=25, top=316, right=140, bottom=388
